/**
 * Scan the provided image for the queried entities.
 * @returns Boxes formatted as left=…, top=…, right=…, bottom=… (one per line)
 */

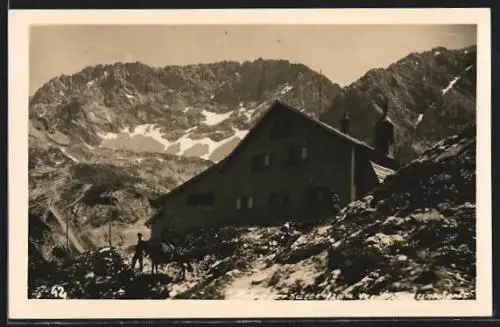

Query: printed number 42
left=50, top=285, right=67, bottom=299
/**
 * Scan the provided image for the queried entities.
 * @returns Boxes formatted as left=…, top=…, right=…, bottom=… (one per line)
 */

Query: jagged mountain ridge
left=28, top=46, right=477, bottom=262
left=30, top=59, right=341, bottom=162
left=320, top=45, right=476, bottom=162
left=30, top=46, right=476, bottom=164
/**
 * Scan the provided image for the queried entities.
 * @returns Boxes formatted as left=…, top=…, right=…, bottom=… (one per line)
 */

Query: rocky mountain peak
left=321, top=45, right=476, bottom=163
left=30, top=59, right=342, bottom=163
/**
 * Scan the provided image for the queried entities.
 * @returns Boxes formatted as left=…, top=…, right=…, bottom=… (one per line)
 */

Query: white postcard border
left=8, top=8, right=492, bottom=319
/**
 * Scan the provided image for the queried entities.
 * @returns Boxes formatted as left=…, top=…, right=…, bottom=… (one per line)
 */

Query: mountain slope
left=30, top=59, right=341, bottom=162
left=320, top=45, right=476, bottom=163
left=29, top=135, right=211, bottom=261
left=30, top=47, right=476, bottom=165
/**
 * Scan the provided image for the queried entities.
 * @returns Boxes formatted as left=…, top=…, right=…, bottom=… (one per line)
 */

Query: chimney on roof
left=374, top=99, right=395, bottom=158
left=340, top=111, right=350, bottom=134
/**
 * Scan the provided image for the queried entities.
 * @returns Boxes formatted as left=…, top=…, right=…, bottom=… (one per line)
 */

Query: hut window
left=237, top=195, right=255, bottom=210
left=300, top=146, right=308, bottom=160
left=248, top=196, right=254, bottom=208
left=251, top=153, right=271, bottom=172
left=287, top=146, right=308, bottom=165
left=187, top=193, right=215, bottom=206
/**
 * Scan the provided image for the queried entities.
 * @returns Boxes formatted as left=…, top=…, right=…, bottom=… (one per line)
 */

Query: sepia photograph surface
left=9, top=8, right=492, bottom=319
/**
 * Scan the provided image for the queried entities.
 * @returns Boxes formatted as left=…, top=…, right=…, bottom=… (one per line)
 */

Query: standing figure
left=131, top=233, right=147, bottom=272
left=331, top=191, right=341, bottom=215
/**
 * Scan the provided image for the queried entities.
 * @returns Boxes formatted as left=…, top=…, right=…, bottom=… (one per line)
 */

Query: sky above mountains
left=29, top=24, right=476, bottom=95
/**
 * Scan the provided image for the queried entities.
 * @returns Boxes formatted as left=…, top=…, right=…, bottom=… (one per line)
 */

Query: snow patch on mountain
left=281, top=84, right=294, bottom=94
left=233, top=128, right=249, bottom=139
left=441, top=65, right=473, bottom=95
left=174, top=130, right=240, bottom=158
left=193, top=128, right=248, bottom=161
left=171, top=134, right=203, bottom=155
left=202, top=110, right=233, bottom=126
left=415, top=113, right=424, bottom=127
left=97, top=131, right=118, bottom=140
left=125, top=93, right=134, bottom=99
left=59, top=147, right=79, bottom=163
left=126, top=124, right=171, bottom=149
left=186, top=139, right=222, bottom=160
left=97, top=123, right=249, bottom=161
left=441, top=77, right=460, bottom=95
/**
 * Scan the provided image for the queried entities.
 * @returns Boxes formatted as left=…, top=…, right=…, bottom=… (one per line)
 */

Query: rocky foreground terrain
left=29, top=127, right=476, bottom=300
